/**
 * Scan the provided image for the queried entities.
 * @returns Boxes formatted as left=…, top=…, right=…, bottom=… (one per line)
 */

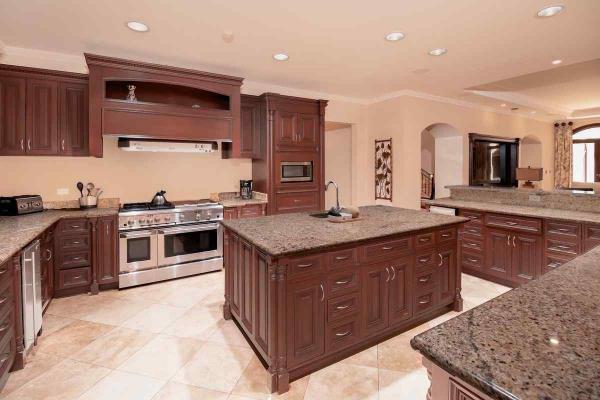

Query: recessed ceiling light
left=385, top=32, right=405, bottom=42
left=273, top=53, right=289, bottom=61
left=500, top=103, right=507, bottom=107
left=552, top=59, right=562, bottom=65
left=537, top=5, right=564, bottom=18
left=428, top=48, right=447, bottom=56
left=126, top=21, right=149, bottom=32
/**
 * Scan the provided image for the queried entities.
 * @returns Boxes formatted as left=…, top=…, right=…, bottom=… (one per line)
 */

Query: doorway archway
left=420, top=123, right=463, bottom=200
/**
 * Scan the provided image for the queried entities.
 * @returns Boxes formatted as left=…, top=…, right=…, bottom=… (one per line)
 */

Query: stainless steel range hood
left=118, top=138, right=219, bottom=153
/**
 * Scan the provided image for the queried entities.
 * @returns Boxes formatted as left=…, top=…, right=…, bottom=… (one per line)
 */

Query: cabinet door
left=361, top=263, right=389, bottom=336
left=511, top=233, right=541, bottom=284
left=286, top=277, right=325, bottom=367
left=229, top=234, right=241, bottom=316
left=438, top=246, right=457, bottom=304
left=40, top=235, right=54, bottom=307
left=485, top=229, right=511, bottom=278
left=96, top=216, right=118, bottom=285
left=388, top=257, right=413, bottom=325
left=274, top=111, right=297, bottom=148
left=239, top=97, right=260, bottom=158
left=58, top=82, right=88, bottom=156
left=0, top=76, right=26, bottom=155
left=26, top=79, right=58, bottom=155
left=296, top=113, right=318, bottom=149
left=224, top=207, right=238, bottom=220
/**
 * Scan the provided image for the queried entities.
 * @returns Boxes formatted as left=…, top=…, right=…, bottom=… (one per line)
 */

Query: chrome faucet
left=325, top=180, right=341, bottom=214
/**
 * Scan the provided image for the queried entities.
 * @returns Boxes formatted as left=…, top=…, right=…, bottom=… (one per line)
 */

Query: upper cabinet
left=0, top=64, right=89, bottom=157
left=237, top=94, right=262, bottom=159
left=85, top=54, right=244, bottom=158
left=269, top=95, right=324, bottom=152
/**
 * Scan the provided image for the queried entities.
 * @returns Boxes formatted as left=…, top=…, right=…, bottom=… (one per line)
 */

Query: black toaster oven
left=0, top=195, right=44, bottom=216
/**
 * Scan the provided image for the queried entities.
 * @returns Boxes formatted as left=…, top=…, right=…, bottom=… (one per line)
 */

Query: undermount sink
left=309, top=212, right=330, bottom=218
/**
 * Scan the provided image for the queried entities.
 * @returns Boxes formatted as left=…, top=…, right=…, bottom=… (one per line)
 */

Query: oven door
left=157, top=223, right=222, bottom=267
left=119, top=229, right=158, bottom=273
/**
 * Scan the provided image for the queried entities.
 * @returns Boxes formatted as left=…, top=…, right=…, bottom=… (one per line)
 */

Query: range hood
left=118, top=138, right=218, bottom=153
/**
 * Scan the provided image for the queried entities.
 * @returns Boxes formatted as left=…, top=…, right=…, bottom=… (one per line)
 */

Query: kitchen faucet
left=325, top=180, right=341, bottom=214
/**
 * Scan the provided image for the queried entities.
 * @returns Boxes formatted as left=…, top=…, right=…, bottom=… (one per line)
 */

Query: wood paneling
left=438, top=246, right=457, bottom=304
left=0, top=76, right=26, bottom=155
left=58, top=81, right=88, bottom=156
left=26, top=79, right=58, bottom=155
left=388, top=257, right=413, bottom=325
left=361, top=263, right=389, bottom=336
left=95, top=215, right=118, bottom=286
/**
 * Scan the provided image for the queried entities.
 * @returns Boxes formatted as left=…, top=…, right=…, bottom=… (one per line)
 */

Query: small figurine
left=126, top=84, right=137, bottom=102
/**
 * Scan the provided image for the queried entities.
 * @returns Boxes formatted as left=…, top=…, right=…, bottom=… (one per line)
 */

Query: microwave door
left=157, top=223, right=222, bottom=266
left=119, top=230, right=158, bottom=273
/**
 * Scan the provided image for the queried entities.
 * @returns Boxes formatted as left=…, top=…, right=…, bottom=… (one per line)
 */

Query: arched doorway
left=420, top=123, right=463, bottom=200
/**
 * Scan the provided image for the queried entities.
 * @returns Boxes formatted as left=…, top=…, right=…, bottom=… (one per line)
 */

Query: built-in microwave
left=280, top=161, right=313, bottom=182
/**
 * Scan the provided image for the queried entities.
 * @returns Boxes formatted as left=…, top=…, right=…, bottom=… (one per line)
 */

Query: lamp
left=516, top=167, right=543, bottom=189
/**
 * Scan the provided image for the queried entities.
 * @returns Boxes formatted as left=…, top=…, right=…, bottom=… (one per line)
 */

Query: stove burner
left=120, top=202, right=175, bottom=212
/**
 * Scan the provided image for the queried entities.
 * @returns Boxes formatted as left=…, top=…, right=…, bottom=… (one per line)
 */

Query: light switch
left=57, top=188, right=69, bottom=196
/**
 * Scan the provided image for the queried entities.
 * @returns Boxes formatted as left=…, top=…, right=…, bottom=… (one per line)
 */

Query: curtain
left=554, top=122, right=573, bottom=189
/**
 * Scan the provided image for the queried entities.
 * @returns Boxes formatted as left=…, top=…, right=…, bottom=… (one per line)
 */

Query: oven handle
left=158, top=223, right=220, bottom=235
left=119, top=230, right=156, bottom=239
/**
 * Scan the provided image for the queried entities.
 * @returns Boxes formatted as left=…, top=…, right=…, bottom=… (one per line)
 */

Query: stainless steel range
left=118, top=199, right=223, bottom=288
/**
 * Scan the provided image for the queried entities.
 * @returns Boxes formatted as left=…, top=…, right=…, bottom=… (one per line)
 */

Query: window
left=572, top=125, right=600, bottom=184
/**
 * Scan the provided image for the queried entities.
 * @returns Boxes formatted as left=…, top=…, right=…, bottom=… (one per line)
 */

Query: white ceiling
left=1, top=0, right=599, bottom=116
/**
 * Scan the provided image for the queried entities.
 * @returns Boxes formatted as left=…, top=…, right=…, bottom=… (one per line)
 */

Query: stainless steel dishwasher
left=21, top=240, right=42, bottom=353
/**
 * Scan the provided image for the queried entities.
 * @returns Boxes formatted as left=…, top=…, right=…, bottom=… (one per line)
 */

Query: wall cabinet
left=239, top=94, right=261, bottom=158
left=95, top=215, right=118, bottom=287
left=0, top=65, right=89, bottom=157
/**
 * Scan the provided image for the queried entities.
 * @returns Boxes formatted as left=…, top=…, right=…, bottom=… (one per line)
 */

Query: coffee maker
left=240, top=180, right=253, bottom=200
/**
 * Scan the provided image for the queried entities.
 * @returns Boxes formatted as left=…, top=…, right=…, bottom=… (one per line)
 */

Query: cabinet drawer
left=287, top=255, right=324, bottom=279
left=460, top=210, right=483, bottom=225
left=58, top=218, right=89, bottom=235
left=327, top=248, right=357, bottom=271
left=583, top=223, right=600, bottom=251
left=415, top=290, right=437, bottom=315
left=436, top=228, right=456, bottom=244
left=0, top=309, right=13, bottom=347
left=0, top=262, right=11, bottom=285
left=57, top=267, right=91, bottom=289
left=0, top=280, right=12, bottom=320
left=360, top=237, right=413, bottom=263
left=461, top=237, right=483, bottom=253
left=415, top=251, right=436, bottom=271
left=56, top=251, right=90, bottom=270
left=326, top=270, right=359, bottom=297
left=544, top=220, right=581, bottom=241
left=56, top=235, right=90, bottom=251
left=545, top=238, right=579, bottom=256
left=461, top=252, right=484, bottom=270
left=239, top=204, right=264, bottom=218
left=543, top=253, right=574, bottom=274
left=274, top=191, right=319, bottom=213
left=461, top=224, right=483, bottom=238
left=0, top=329, right=14, bottom=381
left=327, top=292, right=360, bottom=322
left=325, top=317, right=360, bottom=352
left=485, top=213, right=542, bottom=234
left=415, top=231, right=435, bottom=249
left=415, top=270, right=436, bottom=290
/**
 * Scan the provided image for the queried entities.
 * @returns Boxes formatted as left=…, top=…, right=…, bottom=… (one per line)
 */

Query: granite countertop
left=221, top=205, right=468, bottom=257
left=427, top=198, right=600, bottom=224
left=411, top=245, right=600, bottom=400
left=0, top=208, right=118, bottom=265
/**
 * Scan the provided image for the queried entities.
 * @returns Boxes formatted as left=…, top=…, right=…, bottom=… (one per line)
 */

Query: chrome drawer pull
left=335, top=279, right=350, bottom=285
left=441, top=233, right=451, bottom=238
left=0, top=297, right=6, bottom=305
left=320, top=283, right=324, bottom=302
left=72, top=241, right=80, bottom=244
left=72, top=257, right=82, bottom=261
left=468, top=216, right=478, bottom=220
left=418, top=277, right=430, bottom=283
left=505, top=221, right=518, bottom=226
left=0, top=323, right=9, bottom=332
left=418, top=257, right=429, bottom=263
left=297, top=263, right=313, bottom=268
left=381, top=246, right=393, bottom=251
left=465, top=243, right=478, bottom=247
left=0, top=353, right=8, bottom=364
left=468, top=258, right=478, bottom=263
left=71, top=225, right=80, bottom=228
left=72, top=275, right=83, bottom=280
left=555, top=245, right=570, bottom=250
left=335, top=256, right=349, bottom=261
left=0, top=269, right=7, bottom=275
left=556, top=228, right=570, bottom=232
left=419, top=299, right=430, bottom=305
left=335, top=331, right=351, bottom=337
left=438, top=253, right=443, bottom=266
left=335, top=304, right=350, bottom=310
left=419, top=237, right=430, bottom=242
left=467, top=229, right=479, bottom=234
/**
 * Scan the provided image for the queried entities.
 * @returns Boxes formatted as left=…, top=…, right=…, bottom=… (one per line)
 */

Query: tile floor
left=0, top=271, right=510, bottom=400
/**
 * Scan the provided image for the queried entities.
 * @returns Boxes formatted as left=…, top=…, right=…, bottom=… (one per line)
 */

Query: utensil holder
left=79, top=196, right=98, bottom=209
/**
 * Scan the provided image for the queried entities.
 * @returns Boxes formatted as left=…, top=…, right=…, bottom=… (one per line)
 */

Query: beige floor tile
left=163, top=305, right=223, bottom=340
left=378, top=367, right=429, bottom=400
left=45, top=294, right=113, bottom=319
left=117, top=334, right=204, bottom=379
left=1, top=351, right=63, bottom=397
left=41, top=314, right=75, bottom=336
left=3, top=359, right=110, bottom=400
left=151, top=382, right=229, bottom=400
left=156, top=285, right=215, bottom=308
left=120, top=303, right=188, bottom=333
left=232, top=357, right=309, bottom=400
left=304, top=362, right=379, bottom=400
left=377, top=333, right=422, bottom=374
left=207, top=320, right=251, bottom=348
left=227, top=396, right=258, bottom=400
left=79, top=298, right=148, bottom=326
left=36, top=320, right=113, bottom=358
left=339, top=345, right=378, bottom=368
left=172, top=341, right=254, bottom=393
left=71, top=326, right=155, bottom=368
left=426, top=311, right=460, bottom=329
left=199, top=290, right=227, bottom=310
left=78, top=370, right=165, bottom=400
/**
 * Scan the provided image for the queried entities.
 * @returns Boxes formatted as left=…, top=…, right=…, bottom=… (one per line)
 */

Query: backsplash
left=448, top=186, right=600, bottom=213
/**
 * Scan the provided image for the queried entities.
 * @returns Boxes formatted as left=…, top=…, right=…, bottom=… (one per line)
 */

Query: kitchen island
left=221, top=205, right=467, bottom=393
left=411, top=244, right=600, bottom=400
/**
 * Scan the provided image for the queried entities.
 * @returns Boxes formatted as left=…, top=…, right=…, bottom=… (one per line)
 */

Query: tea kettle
left=151, top=190, right=168, bottom=206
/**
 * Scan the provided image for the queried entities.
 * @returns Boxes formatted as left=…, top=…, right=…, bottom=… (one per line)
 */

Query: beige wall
left=324, top=127, right=352, bottom=209
left=420, top=129, right=435, bottom=173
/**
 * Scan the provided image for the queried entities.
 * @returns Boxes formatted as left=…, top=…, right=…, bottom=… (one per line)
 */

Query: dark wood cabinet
left=274, top=111, right=297, bottom=149
left=361, top=263, right=389, bottom=336
left=26, top=79, right=58, bottom=155
left=58, top=81, right=88, bottom=156
left=438, top=246, right=457, bottom=304
left=511, top=233, right=541, bottom=283
left=40, top=226, right=55, bottom=310
left=286, top=277, right=325, bottom=367
left=388, top=258, right=413, bottom=325
left=239, top=94, right=261, bottom=158
left=223, top=204, right=267, bottom=220
left=0, top=76, right=26, bottom=155
left=95, top=215, right=118, bottom=287
left=485, top=229, right=511, bottom=278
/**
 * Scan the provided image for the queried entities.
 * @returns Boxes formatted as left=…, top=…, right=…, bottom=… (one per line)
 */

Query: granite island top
left=411, top=245, right=600, bottom=400
left=0, top=208, right=118, bottom=265
left=221, top=205, right=468, bottom=257
left=427, top=198, right=600, bottom=224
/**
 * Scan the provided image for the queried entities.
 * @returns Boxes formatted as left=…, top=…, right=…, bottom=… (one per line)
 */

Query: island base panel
left=423, top=357, right=494, bottom=400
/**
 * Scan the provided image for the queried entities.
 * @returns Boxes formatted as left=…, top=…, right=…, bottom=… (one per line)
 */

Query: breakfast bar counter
left=221, top=205, right=467, bottom=394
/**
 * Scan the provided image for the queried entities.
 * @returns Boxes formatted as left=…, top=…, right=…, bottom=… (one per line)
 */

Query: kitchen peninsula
left=221, top=205, right=467, bottom=393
